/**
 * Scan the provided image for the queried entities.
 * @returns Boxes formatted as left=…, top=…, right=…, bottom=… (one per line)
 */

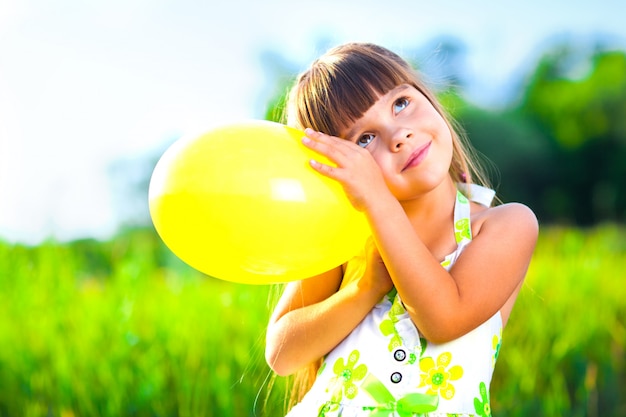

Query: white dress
left=286, top=188, right=501, bottom=417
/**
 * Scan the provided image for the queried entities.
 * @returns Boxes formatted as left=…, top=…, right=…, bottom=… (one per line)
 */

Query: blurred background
left=0, top=0, right=624, bottom=416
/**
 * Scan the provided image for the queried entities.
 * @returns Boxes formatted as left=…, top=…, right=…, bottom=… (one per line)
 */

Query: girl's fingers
left=302, top=130, right=355, bottom=180
left=302, top=128, right=386, bottom=211
left=308, top=158, right=339, bottom=179
left=303, top=135, right=351, bottom=181
left=302, top=128, right=360, bottom=164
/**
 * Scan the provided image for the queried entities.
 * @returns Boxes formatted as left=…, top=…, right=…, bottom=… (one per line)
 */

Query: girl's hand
left=265, top=238, right=392, bottom=375
left=302, top=128, right=390, bottom=211
left=361, top=237, right=393, bottom=297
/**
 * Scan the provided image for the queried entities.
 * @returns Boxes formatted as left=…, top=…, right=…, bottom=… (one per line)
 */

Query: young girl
left=265, top=42, right=538, bottom=417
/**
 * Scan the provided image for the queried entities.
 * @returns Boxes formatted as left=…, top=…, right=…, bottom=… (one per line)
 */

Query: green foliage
left=449, top=97, right=555, bottom=216
left=0, top=226, right=624, bottom=416
left=517, top=48, right=626, bottom=225
left=438, top=48, right=626, bottom=226
left=492, top=225, right=626, bottom=417
left=523, top=50, right=626, bottom=149
left=0, top=231, right=286, bottom=417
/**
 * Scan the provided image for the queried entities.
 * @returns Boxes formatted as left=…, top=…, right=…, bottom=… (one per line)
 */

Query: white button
left=393, top=349, right=406, bottom=362
left=390, top=372, right=402, bottom=383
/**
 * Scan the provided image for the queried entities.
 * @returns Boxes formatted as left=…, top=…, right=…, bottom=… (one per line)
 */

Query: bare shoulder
left=472, top=201, right=539, bottom=243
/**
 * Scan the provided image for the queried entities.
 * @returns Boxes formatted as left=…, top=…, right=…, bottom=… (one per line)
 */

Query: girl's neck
left=400, top=178, right=458, bottom=253
left=401, top=178, right=457, bottom=221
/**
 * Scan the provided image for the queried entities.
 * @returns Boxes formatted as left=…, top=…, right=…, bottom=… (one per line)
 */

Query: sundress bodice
left=286, top=186, right=501, bottom=417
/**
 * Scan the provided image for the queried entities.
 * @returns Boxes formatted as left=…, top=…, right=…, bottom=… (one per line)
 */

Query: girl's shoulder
left=471, top=201, right=538, bottom=242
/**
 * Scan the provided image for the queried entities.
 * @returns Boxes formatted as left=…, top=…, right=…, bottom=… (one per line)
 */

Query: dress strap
left=453, top=191, right=472, bottom=245
left=457, top=183, right=496, bottom=207
left=442, top=186, right=492, bottom=269
left=453, top=184, right=496, bottom=245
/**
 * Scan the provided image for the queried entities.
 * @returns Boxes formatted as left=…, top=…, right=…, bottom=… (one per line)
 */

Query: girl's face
left=339, top=84, right=454, bottom=201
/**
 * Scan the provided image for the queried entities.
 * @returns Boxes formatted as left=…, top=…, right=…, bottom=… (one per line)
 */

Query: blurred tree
left=454, top=104, right=556, bottom=222
left=520, top=47, right=626, bottom=224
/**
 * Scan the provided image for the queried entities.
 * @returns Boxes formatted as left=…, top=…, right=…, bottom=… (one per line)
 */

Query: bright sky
left=1, top=0, right=625, bottom=244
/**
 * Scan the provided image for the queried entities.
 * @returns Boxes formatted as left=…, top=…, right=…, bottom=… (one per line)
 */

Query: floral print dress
left=286, top=187, right=501, bottom=417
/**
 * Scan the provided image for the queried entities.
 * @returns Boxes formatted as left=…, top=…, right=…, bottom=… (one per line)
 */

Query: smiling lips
left=402, top=141, right=432, bottom=171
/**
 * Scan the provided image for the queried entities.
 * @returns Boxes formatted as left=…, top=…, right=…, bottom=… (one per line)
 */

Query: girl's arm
left=366, top=194, right=537, bottom=342
left=303, top=130, right=538, bottom=343
left=265, top=242, right=392, bottom=376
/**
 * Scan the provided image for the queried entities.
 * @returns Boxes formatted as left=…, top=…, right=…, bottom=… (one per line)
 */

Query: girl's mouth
left=402, top=141, right=431, bottom=171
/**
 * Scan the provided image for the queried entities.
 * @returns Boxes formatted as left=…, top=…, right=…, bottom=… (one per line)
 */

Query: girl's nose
left=390, top=127, right=412, bottom=152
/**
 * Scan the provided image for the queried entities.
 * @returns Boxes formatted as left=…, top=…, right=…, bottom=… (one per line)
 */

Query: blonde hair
left=276, top=42, right=491, bottom=412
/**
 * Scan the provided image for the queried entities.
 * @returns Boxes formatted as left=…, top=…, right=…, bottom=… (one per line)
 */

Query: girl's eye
left=357, top=133, right=375, bottom=148
left=394, top=97, right=409, bottom=114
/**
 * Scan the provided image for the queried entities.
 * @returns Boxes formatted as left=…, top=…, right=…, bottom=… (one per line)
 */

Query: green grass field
left=0, top=225, right=623, bottom=416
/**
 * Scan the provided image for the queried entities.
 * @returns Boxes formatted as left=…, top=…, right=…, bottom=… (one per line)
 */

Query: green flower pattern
left=492, top=333, right=501, bottom=367
left=473, top=381, right=491, bottom=417
left=379, top=294, right=405, bottom=352
left=454, top=192, right=471, bottom=244
left=420, top=337, right=428, bottom=357
left=454, top=218, right=471, bottom=243
left=326, top=350, right=368, bottom=403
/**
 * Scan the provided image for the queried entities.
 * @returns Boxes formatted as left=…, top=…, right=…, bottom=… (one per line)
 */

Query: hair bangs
left=290, top=45, right=416, bottom=137
left=323, top=55, right=406, bottom=137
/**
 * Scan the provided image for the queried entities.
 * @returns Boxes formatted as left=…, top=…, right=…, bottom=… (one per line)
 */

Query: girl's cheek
left=371, top=154, right=387, bottom=172
left=367, top=141, right=381, bottom=156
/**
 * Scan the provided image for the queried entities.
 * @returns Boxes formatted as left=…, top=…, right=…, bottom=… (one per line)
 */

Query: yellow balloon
left=149, top=120, right=369, bottom=284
